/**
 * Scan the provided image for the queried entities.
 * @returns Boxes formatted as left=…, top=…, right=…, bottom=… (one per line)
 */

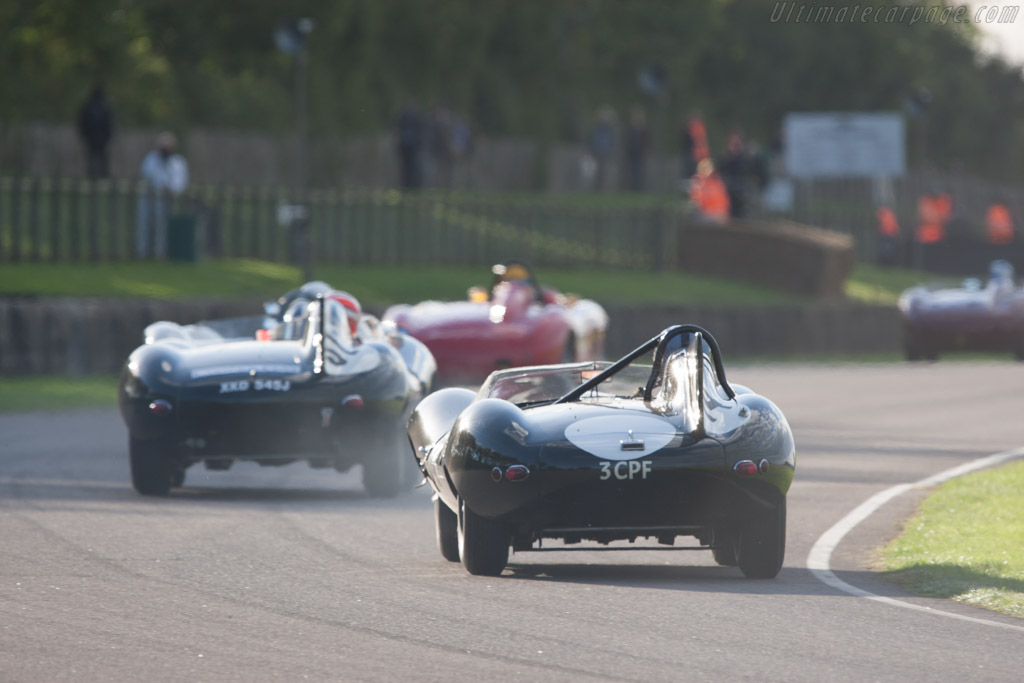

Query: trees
left=3, top=0, right=1024, bottom=181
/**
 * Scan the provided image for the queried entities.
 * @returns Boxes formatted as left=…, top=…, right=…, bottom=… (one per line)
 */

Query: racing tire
left=129, top=435, right=174, bottom=496
left=737, top=497, right=786, bottom=579
left=711, top=527, right=739, bottom=567
left=458, top=497, right=509, bottom=576
left=435, top=499, right=461, bottom=562
left=362, top=446, right=403, bottom=498
left=171, top=467, right=186, bottom=489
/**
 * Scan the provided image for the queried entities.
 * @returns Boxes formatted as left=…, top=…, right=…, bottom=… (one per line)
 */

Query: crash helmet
left=326, top=290, right=362, bottom=336
left=989, top=259, right=1015, bottom=285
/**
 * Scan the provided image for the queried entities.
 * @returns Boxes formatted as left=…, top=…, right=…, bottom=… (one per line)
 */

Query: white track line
left=807, top=447, right=1024, bottom=633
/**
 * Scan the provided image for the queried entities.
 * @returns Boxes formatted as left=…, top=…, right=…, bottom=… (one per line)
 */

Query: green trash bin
left=167, top=213, right=198, bottom=262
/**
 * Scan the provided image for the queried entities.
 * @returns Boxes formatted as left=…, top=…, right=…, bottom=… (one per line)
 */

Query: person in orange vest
left=985, top=201, right=1014, bottom=245
left=680, top=110, right=709, bottom=178
left=689, top=159, right=730, bottom=224
left=876, top=205, right=900, bottom=265
left=916, top=189, right=952, bottom=244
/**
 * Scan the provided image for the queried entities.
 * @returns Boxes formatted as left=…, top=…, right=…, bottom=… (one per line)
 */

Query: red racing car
left=384, top=260, right=608, bottom=384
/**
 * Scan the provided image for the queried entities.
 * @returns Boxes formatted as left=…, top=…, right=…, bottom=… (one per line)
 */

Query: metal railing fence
left=0, top=177, right=681, bottom=270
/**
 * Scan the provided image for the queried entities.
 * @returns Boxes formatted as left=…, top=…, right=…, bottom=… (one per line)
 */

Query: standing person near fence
left=624, top=105, right=649, bottom=192
left=915, top=187, right=952, bottom=245
left=76, top=85, right=114, bottom=179
left=717, top=130, right=750, bottom=218
left=985, top=199, right=1014, bottom=245
left=876, top=205, right=901, bottom=265
left=588, top=106, right=618, bottom=191
left=395, top=99, right=424, bottom=189
left=679, top=110, right=709, bottom=180
left=136, top=132, right=189, bottom=259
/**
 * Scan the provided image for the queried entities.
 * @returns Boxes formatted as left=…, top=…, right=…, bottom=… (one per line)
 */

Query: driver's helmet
left=989, top=259, right=1015, bottom=286
left=493, top=261, right=531, bottom=284
left=326, top=291, right=362, bottom=336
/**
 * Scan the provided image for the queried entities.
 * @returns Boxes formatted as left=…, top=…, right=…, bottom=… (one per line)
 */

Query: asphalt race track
left=3, top=362, right=1024, bottom=682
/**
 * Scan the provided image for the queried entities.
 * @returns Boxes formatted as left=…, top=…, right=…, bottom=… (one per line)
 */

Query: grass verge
left=0, top=374, right=119, bottom=413
left=879, top=460, right=1024, bottom=620
left=1, top=258, right=928, bottom=307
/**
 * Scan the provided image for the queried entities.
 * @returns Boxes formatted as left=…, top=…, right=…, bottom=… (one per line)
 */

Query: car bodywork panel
left=120, top=294, right=436, bottom=489
left=384, top=261, right=608, bottom=383
left=899, top=259, right=1024, bottom=358
left=407, top=326, right=795, bottom=554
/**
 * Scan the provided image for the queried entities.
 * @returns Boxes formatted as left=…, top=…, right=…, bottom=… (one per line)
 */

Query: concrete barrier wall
left=0, top=298, right=260, bottom=376
left=0, top=297, right=902, bottom=377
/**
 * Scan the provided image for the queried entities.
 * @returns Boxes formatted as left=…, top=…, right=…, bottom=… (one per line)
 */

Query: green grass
left=0, top=374, right=119, bottom=413
left=844, top=264, right=937, bottom=305
left=2, top=258, right=928, bottom=308
left=879, top=460, right=1024, bottom=619
left=0, top=258, right=301, bottom=300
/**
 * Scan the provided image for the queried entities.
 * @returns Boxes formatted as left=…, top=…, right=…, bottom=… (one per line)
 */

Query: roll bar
left=553, top=324, right=735, bottom=404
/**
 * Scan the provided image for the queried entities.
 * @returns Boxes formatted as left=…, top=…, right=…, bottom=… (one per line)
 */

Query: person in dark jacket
left=395, top=99, right=424, bottom=189
left=77, top=85, right=114, bottom=179
left=717, top=131, right=750, bottom=218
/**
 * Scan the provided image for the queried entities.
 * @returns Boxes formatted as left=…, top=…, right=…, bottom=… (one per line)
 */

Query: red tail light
left=148, top=399, right=173, bottom=415
left=505, top=465, right=530, bottom=482
left=734, top=460, right=758, bottom=476
left=341, top=394, right=364, bottom=409
left=490, top=467, right=503, bottom=482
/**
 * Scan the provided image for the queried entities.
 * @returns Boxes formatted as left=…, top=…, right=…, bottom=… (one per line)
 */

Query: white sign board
left=784, top=112, right=905, bottom=178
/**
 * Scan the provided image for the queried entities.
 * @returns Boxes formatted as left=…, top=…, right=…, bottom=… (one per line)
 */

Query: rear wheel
left=711, top=527, right=739, bottom=567
left=457, top=498, right=509, bottom=576
left=737, top=497, right=786, bottom=579
left=435, top=499, right=460, bottom=562
left=171, top=466, right=186, bottom=489
left=129, top=435, right=174, bottom=496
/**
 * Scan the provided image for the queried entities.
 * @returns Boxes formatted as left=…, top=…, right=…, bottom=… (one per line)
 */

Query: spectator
left=679, top=109, right=709, bottom=179
left=985, top=199, right=1014, bottom=245
left=425, top=105, right=453, bottom=188
left=915, top=187, right=952, bottom=244
left=76, top=85, right=114, bottom=179
left=395, top=99, right=424, bottom=189
left=689, top=159, right=730, bottom=224
left=588, top=106, right=617, bottom=191
left=717, top=130, right=750, bottom=218
left=136, top=132, right=189, bottom=259
left=624, top=105, right=649, bottom=192
left=449, top=113, right=474, bottom=188
left=876, top=205, right=901, bottom=265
